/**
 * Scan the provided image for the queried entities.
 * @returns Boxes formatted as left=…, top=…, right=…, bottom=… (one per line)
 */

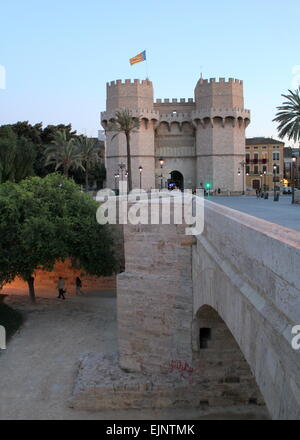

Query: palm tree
left=273, top=89, right=300, bottom=142
left=75, top=136, right=101, bottom=189
left=44, top=130, right=84, bottom=177
left=107, top=109, right=140, bottom=192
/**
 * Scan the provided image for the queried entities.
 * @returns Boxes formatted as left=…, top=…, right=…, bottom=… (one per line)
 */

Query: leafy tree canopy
left=0, top=122, right=106, bottom=188
left=0, top=174, right=116, bottom=301
left=0, top=127, right=36, bottom=183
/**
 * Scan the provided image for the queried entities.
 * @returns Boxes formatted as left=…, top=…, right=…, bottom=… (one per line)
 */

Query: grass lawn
left=0, top=295, right=24, bottom=342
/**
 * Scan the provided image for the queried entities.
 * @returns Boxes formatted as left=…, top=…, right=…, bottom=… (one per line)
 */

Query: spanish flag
left=129, top=50, right=146, bottom=66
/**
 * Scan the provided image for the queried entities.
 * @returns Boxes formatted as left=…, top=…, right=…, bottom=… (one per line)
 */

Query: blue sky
left=1, top=0, right=299, bottom=143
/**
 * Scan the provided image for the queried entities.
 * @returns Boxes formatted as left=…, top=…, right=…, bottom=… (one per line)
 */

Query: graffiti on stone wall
left=167, top=360, right=194, bottom=379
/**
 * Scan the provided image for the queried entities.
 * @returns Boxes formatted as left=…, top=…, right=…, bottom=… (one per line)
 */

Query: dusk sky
left=1, top=0, right=299, bottom=144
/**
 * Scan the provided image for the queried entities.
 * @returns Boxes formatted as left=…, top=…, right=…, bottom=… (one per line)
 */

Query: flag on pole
left=129, top=50, right=146, bottom=66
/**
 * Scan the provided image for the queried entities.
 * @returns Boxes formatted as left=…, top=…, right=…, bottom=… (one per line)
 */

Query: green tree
left=76, top=136, right=101, bottom=189
left=107, top=109, right=140, bottom=192
left=0, top=127, right=36, bottom=183
left=44, top=130, right=83, bottom=177
left=14, top=137, right=36, bottom=182
left=10, top=121, right=43, bottom=145
left=0, top=174, right=116, bottom=302
left=88, top=162, right=106, bottom=189
left=41, top=124, right=77, bottom=145
left=0, top=126, right=17, bottom=183
left=273, top=89, right=300, bottom=142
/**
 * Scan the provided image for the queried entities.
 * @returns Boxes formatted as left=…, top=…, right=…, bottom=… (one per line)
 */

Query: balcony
left=245, top=159, right=268, bottom=164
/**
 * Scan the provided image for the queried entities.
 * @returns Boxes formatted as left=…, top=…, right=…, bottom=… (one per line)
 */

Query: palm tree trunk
left=64, top=164, right=69, bottom=177
left=85, top=167, right=89, bottom=190
left=126, top=132, right=132, bottom=193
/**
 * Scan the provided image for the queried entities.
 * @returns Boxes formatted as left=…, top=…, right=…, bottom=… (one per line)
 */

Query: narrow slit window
left=199, top=327, right=211, bottom=349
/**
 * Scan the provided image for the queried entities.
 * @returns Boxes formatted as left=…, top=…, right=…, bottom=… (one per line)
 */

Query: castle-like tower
left=101, top=77, right=250, bottom=192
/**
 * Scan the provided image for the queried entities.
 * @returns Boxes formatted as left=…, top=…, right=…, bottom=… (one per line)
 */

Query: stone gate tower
left=101, top=79, right=158, bottom=190
left=193, top=78, right=250, bottom=191
left=101, top=77, right=250, bottom=192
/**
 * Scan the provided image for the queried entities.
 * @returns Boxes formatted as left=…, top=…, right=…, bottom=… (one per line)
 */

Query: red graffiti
left=168, top=360, right=194, bottom=377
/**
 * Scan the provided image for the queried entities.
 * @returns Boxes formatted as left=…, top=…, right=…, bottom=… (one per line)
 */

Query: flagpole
left=145, top=48, right=149, bottom=80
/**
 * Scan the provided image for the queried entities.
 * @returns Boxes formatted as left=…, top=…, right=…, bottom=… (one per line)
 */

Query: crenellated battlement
left=198, top=77, right=243, bottom=85
left=107, top=79, right=152, bottom=87
left=155, top=98, right=194, bottom=104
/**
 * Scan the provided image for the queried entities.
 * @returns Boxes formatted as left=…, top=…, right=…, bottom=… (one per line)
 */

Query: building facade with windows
left=245, top=138, right=284, bottom=191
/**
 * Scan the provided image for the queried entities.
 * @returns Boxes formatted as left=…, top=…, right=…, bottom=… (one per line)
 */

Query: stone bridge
left=72, top=198, right=300, bottom=419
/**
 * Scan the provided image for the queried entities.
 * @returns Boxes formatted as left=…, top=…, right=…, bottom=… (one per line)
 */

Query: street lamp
left=139, top=166, right=143, bottom=192
left=263, top=170, right=267, bottom=192
left=292, top=157, right=296, bottom=204
left=118, top=162, right=126, bottom=181
left=159, top=157, right=164, bottom=189
left=114, top=172, right=120, bottom=193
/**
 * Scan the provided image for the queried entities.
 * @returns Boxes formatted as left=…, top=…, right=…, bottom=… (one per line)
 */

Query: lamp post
left=273, top=164, right=277, bottom=201
left=114, top=172, right=120, bottom=193
left=263, top=170, right=267, bottom=191
left=159, top=157, right=164, bottom=190
left=139, top=166, right=143, bottom=192
left=292, top=157, right=296, bottom=204
left=118, top=162, right=126, bottom=181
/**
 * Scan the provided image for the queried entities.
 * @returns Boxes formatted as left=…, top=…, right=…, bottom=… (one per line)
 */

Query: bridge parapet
left=193, top=200, right=300, bottom=419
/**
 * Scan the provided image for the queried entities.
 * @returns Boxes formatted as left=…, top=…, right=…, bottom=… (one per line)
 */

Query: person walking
left=75, top=277, right=84, bottom=296
left=57, top=277, right=66, bottom=300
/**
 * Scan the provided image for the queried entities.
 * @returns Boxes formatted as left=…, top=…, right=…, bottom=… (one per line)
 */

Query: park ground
left=0, top=291, right=269, bottom=420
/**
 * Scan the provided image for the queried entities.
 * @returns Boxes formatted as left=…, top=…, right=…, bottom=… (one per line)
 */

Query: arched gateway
left=169, top=170, right=184, bottom=190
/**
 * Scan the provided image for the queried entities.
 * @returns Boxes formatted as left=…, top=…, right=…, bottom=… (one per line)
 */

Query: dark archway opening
left=191, top=305, right=270, bottom=418
left=168, top=170, right=184, bottom=190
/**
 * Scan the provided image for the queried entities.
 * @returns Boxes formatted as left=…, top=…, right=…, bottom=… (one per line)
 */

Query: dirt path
left=0, top=292, right=269, bottom=420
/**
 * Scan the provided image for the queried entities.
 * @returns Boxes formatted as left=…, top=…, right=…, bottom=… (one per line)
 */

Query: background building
left=101, top=77, right=250, bottom=192
left=284, top=146, right=300, bottom=188
left=245, top=138, right=284, bottom=191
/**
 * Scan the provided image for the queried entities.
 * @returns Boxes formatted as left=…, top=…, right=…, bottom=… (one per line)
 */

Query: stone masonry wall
left=117, top=222, right=194, bottom=373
